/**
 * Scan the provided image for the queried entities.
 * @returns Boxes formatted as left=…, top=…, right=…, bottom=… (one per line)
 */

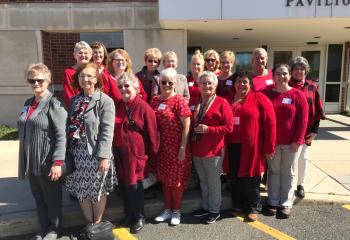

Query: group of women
left=18, top=41, right=324, bottom=239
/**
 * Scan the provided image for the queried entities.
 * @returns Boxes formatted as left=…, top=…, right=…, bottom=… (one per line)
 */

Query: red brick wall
left=42, top=31, right=80, bottom=87
left=341, top=42, right=350, bottom=111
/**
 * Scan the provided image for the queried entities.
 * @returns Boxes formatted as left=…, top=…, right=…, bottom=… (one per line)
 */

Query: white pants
left=297, top=144, right=309, bottom=186
left=267, top=145, right=301, bottom=208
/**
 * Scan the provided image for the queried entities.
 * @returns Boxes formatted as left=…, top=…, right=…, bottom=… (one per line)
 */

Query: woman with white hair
left=62, top=41, right=92, bottom=107
left=151, top=68, right=191, bottom=226
left=251, top=48, right=274, bottom=92
left=190, top=71, right=233, bottom=224
left=288, top=56, right=325, bottom=199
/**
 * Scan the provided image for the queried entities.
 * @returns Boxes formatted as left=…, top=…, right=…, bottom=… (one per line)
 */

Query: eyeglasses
left=161, top=81, right=175, bottom=86
left=147, top=59, right=159, bottom=64
left=205, top=58, right=216, bottom=63
left=117, top=84, right=131, bottom=89
left=113, top=59, right=125, bottom=63
left=28, top=79, right=45, bottom=85
left=78, top=75, right=96, bottom=80
left=199, top=81, right=213, bottom=86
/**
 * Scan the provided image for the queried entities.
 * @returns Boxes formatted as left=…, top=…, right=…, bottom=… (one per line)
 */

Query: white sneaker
left=155, top=209, right=172, bottom=222
left=170, top=211, right=181, bottom=225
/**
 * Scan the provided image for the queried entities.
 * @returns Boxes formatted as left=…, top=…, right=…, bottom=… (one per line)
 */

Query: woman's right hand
left=98, top=159, right=110, bottom=173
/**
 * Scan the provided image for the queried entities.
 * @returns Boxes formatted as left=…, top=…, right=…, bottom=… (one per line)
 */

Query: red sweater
left=113, top=96, right=160, bottom=184
left=226, top=92, right=276, bottom=177
left=187, top=74, right=201, bottom=112
left=63, top=67, right=81, bottom=107
left=101, top=72, right=148, bottom=103
left=266, top=88, right=309, bottom=145
left=191, top=96, right=233, bottom=157
left=252, top=69, right=274, bottom=92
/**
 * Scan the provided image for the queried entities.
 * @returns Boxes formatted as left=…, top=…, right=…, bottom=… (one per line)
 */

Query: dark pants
left=228, top=143, right=261, bottom=214
left=119, top=179, right=145, bottom=220
left=28, top=174, right=62, bottom=235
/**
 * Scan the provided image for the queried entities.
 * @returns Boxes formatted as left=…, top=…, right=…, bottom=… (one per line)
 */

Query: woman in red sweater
left=113, top=72, right=160, bottom=234
left=191, top=71, right=233, bottom=224
left=204, top=49, right=222, bottom=76
left=217, top=50, right=236, bottom=97
left=187, top=50, right=204, bottom=112
left=226, top=71, right=276, bottom=222
left=151, top=68, right=191, bottom=226
left=91, top=41, right=108, bottom=74
left=265, top=64, right=308, bottom=219
left=251, top=48, right=274, bottom=92
left=62, top=41, right=92, bottom=107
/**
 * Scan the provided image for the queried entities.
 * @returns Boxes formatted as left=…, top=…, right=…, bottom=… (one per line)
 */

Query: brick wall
left=42, top=31, right=80, bottom=87
left=341, top=42, right=350, bottom=111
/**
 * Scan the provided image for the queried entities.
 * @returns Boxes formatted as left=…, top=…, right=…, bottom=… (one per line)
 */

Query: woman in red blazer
left=113, top=72, right=160, bottom=234
left=226, top=71, right=276, bottom=222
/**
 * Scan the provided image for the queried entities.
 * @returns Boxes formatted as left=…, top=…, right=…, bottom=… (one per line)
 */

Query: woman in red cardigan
left=113, top=72, right=160, bottom=234
left=226, top=71, right=276, bottom=222
left=62, top=41, right=92, bottom=107
left=191, top=71, right=233, bottom=224
left=265, top=64, right=308, bottom=219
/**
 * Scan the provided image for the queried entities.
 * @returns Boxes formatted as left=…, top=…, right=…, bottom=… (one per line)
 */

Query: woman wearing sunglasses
left=18, top=63, right=67, bottom=240
left=150, top=68, right=191, bottom=226
left=113, top=72, right=160, bottom=233
left=203, top=49, right=222, bottom=76
left=135, top=48, right=162, bottom=103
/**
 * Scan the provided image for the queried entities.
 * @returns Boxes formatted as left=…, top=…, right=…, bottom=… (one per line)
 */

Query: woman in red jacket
left=62, top=41, right=92, bottom=107
left=151, top=68, right=191, bottom=226
left=113, top=72, right=160, bottom=234
left=191, top=71, right=233, bottom=224
left=226, top=71, right=276, bottom=222
left=265, top=64, right=308, bottom=219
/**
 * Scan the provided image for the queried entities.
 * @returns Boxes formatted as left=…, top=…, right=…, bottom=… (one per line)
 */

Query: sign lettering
left=286, top=0, right=350, bottom=6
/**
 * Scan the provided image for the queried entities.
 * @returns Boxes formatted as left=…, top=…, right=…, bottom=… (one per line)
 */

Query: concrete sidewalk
left=0, top=114, right=349, bottom=238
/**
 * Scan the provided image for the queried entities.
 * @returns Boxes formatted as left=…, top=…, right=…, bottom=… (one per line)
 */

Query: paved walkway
left=0, top=114, right=349, bottom=237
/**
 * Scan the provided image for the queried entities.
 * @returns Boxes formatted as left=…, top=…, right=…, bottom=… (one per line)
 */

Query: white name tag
left=233, top=117, right=240, bottom=125
left=190, top=105, right=196, bottom=111
left=265, top=79, right=274, bottom=85
left=282, top=98, right=292, bottom=104
left=188, top=82, right=194, bottom=87
left=158, top=103, right=167, bottom=110
left=226, top=80, right=233, bottom=86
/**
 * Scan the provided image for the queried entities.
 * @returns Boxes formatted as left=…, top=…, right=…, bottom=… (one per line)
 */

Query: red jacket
left=63, top=67, right=81, bottom=108
left=113, top=96, right=160, bottom=185
left=191, top=96, right=233, bottom=157
left=226, top=92, right=276, bottom=177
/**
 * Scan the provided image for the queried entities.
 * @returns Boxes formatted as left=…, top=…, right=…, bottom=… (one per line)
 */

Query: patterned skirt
left=65, top=139, right=117, bottom=203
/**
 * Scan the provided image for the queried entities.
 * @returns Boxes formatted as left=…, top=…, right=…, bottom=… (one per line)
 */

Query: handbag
left=78, top=221, right=116, bottom=240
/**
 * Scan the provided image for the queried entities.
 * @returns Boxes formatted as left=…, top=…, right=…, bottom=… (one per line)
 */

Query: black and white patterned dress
left=65, top=137, right=116, bottom=203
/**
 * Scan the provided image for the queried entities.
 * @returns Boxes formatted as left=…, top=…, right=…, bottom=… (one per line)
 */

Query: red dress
left=150, top=94, right=192, bottom=188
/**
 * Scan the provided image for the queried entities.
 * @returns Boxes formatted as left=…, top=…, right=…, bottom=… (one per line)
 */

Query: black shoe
left=205, top=212, right=220, bottom=224
left=130, top=218, right=145, bottom=234
left=296, top=185, right=305, bottom=198
left=278, top=207, right=291, bottom=219
left=263, top=205, right=277, bottom=216
left=118, top=214, right=133, bottom=227
left=193, top=208, right=210, bottom=217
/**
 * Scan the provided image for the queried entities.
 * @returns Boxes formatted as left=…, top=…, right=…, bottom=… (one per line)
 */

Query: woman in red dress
left=150, top=68, right=191, bottom=226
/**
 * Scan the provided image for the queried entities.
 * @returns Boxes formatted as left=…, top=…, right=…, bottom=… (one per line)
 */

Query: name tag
left=265, top=79, right=274, bottom=85
left=158, top=103, right=167, bottom=110
left=188, top=82, right=194, bottom=87
left=282, top=98, right=292, bottom=104
left=226, top=80, right=233, bottom=86
left=233, top=117, right=240, bottom=125
left=190, top=105, right=196, bottom=111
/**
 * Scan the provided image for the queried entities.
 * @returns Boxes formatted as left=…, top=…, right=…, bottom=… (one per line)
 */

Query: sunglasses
left=28, top=79, right=45, bottom=84
left=117, top=84, right=131, bottom=89
left=161, top=81, right=175, bottom=86
left=147, top=59, right=159, bottom=64
left=205, top=58, right=216, bottom=63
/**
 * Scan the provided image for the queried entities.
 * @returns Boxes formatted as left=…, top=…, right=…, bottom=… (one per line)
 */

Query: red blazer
left=191, top=96, right=233, bottom=157
left=113, top=96, right=160, bottom=185
left=226, top=92, right=276, bottom=177
left=101, top=72, right=148, bottom=103
left=63, top=67, right=80, bottom=108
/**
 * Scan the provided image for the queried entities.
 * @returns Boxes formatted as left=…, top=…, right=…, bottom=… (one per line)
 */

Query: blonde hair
left=144, top=48, right=162, bottom=62
left=108, top=49, right=133, bottom=74
left=203, top=49, right=220, bottom=71
left=162, top=51, right=178, bottom=65
left=220, top=50, right=235, bottom=64
left=192, top=50, right=204, bottom=65
left=252, top=48, right=268, bottom=58
left=26, top=63, right=52, bottom=84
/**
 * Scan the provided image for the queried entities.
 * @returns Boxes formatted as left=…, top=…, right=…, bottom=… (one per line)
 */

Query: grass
left=0, top=125, right=19, bottom=140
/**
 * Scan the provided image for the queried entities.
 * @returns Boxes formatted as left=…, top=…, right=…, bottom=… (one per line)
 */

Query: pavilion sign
left=286, top=0, right=350, bottom=6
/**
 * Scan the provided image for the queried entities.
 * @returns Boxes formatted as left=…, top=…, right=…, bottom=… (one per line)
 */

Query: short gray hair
left=289, top=56, right=310, bottom=74
left=117, top=72, right=139, bottom=93
left=198, top=71, right=218, bottom=85
left=73, top=41, right=92, bottom=55
left=160, top=68, right=177, bottom=81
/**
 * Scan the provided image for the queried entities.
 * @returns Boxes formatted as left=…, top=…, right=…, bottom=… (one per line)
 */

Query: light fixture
left=314, top=36, right=321, bottom=39
left=244, top=28, right=253, bottom=31
left=232, top=37, right=239, bottom=40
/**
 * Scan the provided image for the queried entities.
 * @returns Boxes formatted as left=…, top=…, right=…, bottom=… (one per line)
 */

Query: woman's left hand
left=99, top=159, right=110, bottom=173
left=178, top=148, right=186, bottom=161
left=290, top=142, right=301, bottom=152
left=49, top=165, right=62, bottom=181
left=194, top=124, right=209, bottom=134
